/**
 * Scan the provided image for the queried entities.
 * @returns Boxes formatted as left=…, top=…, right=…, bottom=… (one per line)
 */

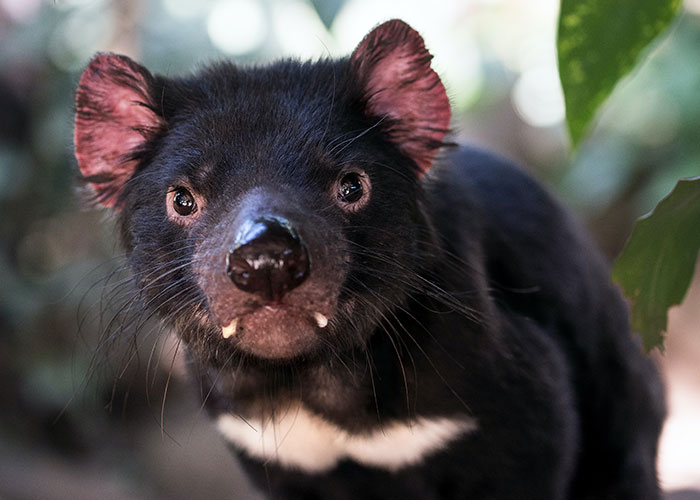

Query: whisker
left=327, top=117, right=387, bottom=157
left=161, top=335, right=183, bottom=437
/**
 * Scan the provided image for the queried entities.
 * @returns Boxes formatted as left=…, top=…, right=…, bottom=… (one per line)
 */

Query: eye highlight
left=338, top=173, right=363, bottom=203
left=173, top=188, right=196, bottom=215
left=167, top=186, right=201, bottom=222
left=336, top=171, right=369, bottom=211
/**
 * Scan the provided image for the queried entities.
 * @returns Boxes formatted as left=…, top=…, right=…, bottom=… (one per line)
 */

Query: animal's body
left=74, top=20, right=664, bottom=500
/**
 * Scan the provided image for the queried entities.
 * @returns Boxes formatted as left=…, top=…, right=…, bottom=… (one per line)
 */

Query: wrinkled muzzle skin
left=192, top=187, right=345, bottom=360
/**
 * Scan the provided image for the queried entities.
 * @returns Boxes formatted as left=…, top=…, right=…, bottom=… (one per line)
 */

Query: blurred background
left=0, top=0, right=698, bottom=498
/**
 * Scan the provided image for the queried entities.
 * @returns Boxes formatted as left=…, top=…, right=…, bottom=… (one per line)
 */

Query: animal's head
left=73, top=20, right=451, bottom=367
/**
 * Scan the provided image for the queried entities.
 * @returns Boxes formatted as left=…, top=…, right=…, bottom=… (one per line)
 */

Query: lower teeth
left=314, top=312, right=328, bottom=328
left=222, top=318, right=238, bottom=339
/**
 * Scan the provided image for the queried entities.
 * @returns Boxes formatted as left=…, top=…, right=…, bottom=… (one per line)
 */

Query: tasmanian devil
left=73, top=19, right=665, bottom=500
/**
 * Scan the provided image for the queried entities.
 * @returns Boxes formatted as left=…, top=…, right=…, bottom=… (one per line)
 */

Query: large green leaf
left=612, top=178, right=700, bottom=352
left=557, top=0, right=683, bottom=146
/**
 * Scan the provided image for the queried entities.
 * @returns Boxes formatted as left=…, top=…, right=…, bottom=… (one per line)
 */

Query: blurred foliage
left=555, top=0, right=697, bottom=351
left=557, top=0, right=683, bottom=146
left=0, top=0, right=698, bottom=497
left=555, top=13, right=700, bottom=252
left=612, top=178, right=700, bottom=351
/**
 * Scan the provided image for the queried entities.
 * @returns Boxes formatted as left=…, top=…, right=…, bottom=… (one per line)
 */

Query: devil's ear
left=74, top=53, right=164, bottom=207
left=351, top=19, right=451, bottom=174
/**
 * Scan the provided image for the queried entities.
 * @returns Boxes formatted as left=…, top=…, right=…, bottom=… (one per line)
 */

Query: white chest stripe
left=216, top=404, right=477, bottom=473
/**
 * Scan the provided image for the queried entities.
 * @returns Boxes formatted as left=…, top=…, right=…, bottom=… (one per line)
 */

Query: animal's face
left=74, top=20, right=450, bottom=367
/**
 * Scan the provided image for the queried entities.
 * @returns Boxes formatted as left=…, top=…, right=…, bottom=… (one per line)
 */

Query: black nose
left=226, top=217, right=310, bottom=302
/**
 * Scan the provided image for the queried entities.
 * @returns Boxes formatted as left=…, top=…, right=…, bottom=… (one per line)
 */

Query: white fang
left=313, top=312, right=328, bottom=328
left=216, top=403, right=477, bottom=473
left=221, top=318, right=238, bottom=339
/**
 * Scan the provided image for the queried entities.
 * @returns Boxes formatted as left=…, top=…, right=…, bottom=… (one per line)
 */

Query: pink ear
left=351, top=20, right=451, bottom=174
left=74, top=53, right=163, bottom=207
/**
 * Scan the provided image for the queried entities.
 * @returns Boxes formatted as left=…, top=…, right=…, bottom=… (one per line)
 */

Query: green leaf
left=612, top=178, right=700, bottom=352
left=557, top=0, right=683, bottom=146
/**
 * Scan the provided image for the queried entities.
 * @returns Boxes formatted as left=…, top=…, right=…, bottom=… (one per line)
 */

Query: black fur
left=75, top=21, right=664, bottom=500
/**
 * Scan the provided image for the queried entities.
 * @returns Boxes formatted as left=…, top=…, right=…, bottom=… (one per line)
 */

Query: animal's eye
left=338, top=172, right=365, bottom=204
left=172, top=187, right=196, bottom=216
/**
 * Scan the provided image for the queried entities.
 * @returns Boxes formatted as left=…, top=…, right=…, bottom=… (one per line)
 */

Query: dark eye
left=338, top=172, right=364, bottom=204
left=172, top=187, right=196, bottom=216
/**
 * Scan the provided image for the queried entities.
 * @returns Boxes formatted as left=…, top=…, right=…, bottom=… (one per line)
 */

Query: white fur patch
left=216, top=404, right=477, bottom=473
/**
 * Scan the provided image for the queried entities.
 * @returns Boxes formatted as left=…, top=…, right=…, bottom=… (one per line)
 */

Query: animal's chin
left=220, top=306, right=326, bottom=360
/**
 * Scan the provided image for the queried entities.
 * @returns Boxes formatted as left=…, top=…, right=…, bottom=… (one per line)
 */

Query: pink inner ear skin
left=74, top=54, right=162, bottom=207
left=351, top=20, right=451, bottom=174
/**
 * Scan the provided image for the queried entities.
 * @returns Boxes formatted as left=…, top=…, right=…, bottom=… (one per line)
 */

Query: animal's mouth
left=192, top=205, right=343, bottom=360
left=217, top=305, right=330, bottom=359
left=221, top=308, right=328, bottom=338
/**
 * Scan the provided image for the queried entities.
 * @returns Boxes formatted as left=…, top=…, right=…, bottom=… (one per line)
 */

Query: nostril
left=226, top=253, right=253, bottom=286
left=226, top=217, right=310, bottom=302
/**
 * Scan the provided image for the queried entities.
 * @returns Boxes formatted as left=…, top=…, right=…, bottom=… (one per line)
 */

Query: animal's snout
left=226, top=217, right=310, bottom=303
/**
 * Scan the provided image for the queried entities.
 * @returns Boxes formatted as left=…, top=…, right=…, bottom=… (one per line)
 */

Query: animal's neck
left=215, top=400, right=478, bottom=473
